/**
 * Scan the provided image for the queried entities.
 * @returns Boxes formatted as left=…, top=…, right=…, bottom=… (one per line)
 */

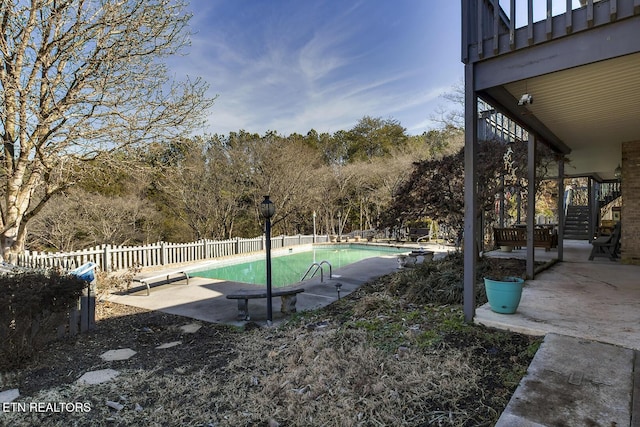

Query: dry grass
left=1, top=257, right=540, bottom=426
left=220, top=323, right=488, bottom=426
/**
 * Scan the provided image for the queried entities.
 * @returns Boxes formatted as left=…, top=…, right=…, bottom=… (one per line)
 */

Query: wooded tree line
left=27, top=117, right=559, bottom=254
left=27, top=118, right=464, bottom=251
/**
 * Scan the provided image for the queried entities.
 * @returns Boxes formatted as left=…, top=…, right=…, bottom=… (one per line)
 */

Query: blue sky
left=168, top=0, right=462, bottom=136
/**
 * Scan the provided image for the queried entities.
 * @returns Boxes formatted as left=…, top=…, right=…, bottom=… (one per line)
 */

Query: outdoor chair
left=589, top=221, right=621, bottom=261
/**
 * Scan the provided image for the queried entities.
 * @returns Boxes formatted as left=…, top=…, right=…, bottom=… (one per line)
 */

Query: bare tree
left=152, top=136, right=252, bottom=241
left=251, top=133, right=325, bottom=235
left=431, top=79, right=465, bottom=130
left=0, top=0, right=213, bottom=259
left=29, top=189, right=163, bottom=251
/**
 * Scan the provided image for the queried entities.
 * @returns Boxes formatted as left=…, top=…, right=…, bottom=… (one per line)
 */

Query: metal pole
left=266, top=216, right=273, bottom=325
left=313, top=211, right=317, bottom=243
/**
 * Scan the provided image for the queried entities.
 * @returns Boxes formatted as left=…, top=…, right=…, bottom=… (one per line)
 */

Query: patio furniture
left=589, top=222, right=621, bottom=261
left=226, top=287, right=305, bottom=320
left=493, top=227, right=558, bottom=251
left=408, top=227, right=431, bottom=242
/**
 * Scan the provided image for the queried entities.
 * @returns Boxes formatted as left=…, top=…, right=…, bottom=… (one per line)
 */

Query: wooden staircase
left=564, top=205, right=590, bottom=240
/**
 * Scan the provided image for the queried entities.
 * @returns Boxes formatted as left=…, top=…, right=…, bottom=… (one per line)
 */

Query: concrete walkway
left=478, top=240, right=640, bottom=426
left=497, top=333, right=635, bottom=426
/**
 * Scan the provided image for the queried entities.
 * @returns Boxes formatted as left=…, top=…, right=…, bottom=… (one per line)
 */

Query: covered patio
left=478, top=240, right=640, bottom=425
left=477, top=240, right=640, bottom=350
left=461, top=0, right=640, bottom=323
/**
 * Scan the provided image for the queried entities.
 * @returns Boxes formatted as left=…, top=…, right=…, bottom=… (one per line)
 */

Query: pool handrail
left=318, top=260, right=332, bottom=280
left=301, top=260, right=332, bottom=282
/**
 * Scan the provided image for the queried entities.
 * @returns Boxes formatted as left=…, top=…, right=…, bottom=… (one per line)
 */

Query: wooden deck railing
left=463, top=0, right=640, bottom=63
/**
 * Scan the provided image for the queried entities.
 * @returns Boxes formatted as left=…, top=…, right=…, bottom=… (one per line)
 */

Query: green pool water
left=188, top=244, right=406, bottom=287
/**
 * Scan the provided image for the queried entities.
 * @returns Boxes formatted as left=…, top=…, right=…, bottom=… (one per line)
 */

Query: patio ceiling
left=497, top=52, right=640, bottom=181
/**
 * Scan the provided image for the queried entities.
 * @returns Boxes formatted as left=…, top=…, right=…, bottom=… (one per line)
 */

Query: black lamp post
left=260, top=195, right=275, bottom=324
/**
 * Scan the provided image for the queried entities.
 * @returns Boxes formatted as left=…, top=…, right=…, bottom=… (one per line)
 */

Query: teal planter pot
left=484, top=277, right=524, bottom=314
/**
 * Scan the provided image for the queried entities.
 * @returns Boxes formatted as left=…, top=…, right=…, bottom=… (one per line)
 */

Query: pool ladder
left=301, top=260, right=332, bottom=282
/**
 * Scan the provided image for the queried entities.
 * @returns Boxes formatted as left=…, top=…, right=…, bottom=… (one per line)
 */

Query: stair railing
left=597, top=181, right=621, bottom=209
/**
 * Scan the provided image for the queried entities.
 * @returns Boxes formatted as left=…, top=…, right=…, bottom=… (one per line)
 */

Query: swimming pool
left=188, top=244, right=407, bottom=287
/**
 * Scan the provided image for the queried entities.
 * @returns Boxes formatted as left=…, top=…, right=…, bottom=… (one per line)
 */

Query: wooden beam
left=527, top=0, right=534, bottom=45
left=461, top=0, right=471, bottom=63
left=478, top=87, right=570, bottom=155
left=478, top=0, right=484, bottom=58
left=557, top=158, right=565, bottom=262
left=546, top=0, right=553, bottom=40
left=588, top=177, right=597, bottom=241
left=463, top=63, right=478, bottom=323
left=493, top=0, right=500, bottom=54
left=566, top=0, right=573, bottom=33
left=510, top=0, right=516, bottom=49
left=527, top=134, right=536, bottom=279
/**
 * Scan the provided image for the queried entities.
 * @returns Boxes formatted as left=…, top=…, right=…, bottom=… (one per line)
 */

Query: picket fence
left=16, top=234, right=329, bottom=272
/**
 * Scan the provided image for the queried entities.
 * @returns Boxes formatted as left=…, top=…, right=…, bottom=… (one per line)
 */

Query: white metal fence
left=17, top=234, right=329, bottom=272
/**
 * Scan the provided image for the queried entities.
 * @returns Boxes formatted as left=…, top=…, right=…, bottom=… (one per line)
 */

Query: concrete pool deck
left=105, top=242, right=456, bottom=327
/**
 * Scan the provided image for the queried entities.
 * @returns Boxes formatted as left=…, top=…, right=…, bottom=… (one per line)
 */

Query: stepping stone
left=77, top=369, right=120, bottom=385
left=156, top=341, right=182, bottom=349
left=179, top=323, right=201, bottom=334
left=0, top=388, right=19, bottom=403
left=106, top=400, right=124, bottom=411
left=100, top=348, right=137, bottom=361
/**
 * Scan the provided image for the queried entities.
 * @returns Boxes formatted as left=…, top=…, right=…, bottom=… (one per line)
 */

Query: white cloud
left=170, top=0, right=463, bottom=136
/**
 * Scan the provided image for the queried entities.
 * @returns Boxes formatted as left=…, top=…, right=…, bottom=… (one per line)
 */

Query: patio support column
left=526, top=134, right=536, bottom=279
left=589, top=177, right=600, bottom=243
left=463, top=63, right=478, bottom=323
left=589, top=177, right=597, bottom=242
left=557, top=157, right=565, bottom=261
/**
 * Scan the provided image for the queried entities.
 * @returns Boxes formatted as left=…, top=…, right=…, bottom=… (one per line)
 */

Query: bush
left=0, top=270, right=87, bottom=371
left=387, top=252, right=491, bottom=306
left=385, top=252, right=531, bottom=307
